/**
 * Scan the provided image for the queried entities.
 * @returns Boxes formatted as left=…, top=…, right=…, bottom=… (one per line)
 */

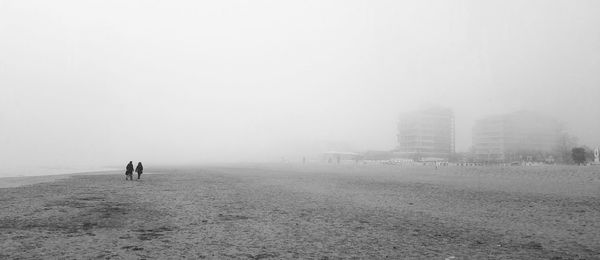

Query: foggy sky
left=1, top=1, right=599, bottom=174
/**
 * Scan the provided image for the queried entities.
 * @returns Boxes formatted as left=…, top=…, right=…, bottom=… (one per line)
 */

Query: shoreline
left=0, top=170, right=120, bottom=189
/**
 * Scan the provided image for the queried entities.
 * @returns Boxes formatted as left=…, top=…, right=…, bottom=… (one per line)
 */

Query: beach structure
left=322, top=151, right=360, bottom=163
left=395, top=107, right=455, bottom=161
left=472, top=111, right=562, bottom=163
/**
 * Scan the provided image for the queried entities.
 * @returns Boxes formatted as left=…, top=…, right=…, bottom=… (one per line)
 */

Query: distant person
left=125, top=161, right=134, bottom=180
left=135, top=162, right=144, bottom=179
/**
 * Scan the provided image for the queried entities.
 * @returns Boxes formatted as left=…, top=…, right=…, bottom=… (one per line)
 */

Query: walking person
left=125, top=161, right=134, bottom=180
left=135, top=162, right=143, bottom=180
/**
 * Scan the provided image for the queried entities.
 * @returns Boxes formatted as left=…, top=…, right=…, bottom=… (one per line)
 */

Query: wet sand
left=1, top=165, right=599, bottom=259
left=0, top=170, right=120, bottom=189
left=0, top=175, right=73, bottom=189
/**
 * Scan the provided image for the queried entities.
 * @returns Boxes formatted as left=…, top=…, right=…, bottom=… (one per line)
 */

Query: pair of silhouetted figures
left=125, top=161, right=143, bottom=180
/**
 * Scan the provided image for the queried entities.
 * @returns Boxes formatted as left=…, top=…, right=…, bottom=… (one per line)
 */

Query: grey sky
left=1, top=1, right=599, bottom=173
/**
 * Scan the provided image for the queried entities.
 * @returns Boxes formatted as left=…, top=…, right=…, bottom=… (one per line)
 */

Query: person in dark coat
left=135, top=162, right=143, bottom=180
left=125, top=161, right=134, bottom=180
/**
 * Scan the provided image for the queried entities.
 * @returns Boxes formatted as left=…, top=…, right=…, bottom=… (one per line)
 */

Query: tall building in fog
left=396, top=107, right=455, bottom=160
left=472, top=111, right=562, bottom=162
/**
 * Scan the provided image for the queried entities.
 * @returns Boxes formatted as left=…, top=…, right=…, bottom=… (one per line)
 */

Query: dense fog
left=1, top=1, right=599, bottom=175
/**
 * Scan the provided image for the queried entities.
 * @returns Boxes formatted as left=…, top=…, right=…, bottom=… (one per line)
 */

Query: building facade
left=396, top=107, right=455, bottom=160
left=472, top=111, right=562, bottom=162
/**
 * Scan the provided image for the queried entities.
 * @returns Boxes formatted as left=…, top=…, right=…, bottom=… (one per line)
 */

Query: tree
left=582, top=146, right=596, bottom=163
left=554, top=132, right=578, bottom=164
left=571, top=147, right=586, bottom=165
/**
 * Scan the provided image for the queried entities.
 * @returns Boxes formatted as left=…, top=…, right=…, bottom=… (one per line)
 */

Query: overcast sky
left=1, top=0, right=599, bottom=174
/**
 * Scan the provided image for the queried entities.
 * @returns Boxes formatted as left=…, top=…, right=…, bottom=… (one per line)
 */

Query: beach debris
left=121, top=245, right=144, bottom=251
left=133, top=226, right=174, bottom=241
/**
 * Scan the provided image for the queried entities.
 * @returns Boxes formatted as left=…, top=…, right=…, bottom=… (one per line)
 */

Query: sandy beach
left=1, top=165, right=599, bottom=259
